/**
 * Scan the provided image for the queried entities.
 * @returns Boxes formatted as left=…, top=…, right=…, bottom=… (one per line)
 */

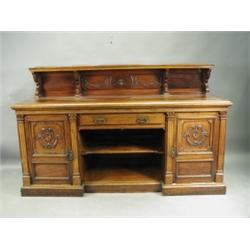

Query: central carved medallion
left=183, top=124, right=208, bottom=146
left=115, top=79, right=125, bottom=86
left=36, top=127, right=60, bottom=149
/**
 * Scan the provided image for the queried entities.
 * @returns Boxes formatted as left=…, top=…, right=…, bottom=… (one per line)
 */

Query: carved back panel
left=30, top=65, right=213, bottom=98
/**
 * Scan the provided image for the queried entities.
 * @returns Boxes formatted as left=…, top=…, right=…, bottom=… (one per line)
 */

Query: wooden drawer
left=79, top=113, right=164, bottom=127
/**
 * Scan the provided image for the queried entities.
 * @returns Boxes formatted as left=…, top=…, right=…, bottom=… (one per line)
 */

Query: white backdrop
left=1, top=32, right=249, bottom=163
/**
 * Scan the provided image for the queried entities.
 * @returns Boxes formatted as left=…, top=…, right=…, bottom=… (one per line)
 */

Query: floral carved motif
left=84, top=76, right=112, bottom=89
left=36, top=127, right=60, bottom=149
left=83, top=75, right=161, bottom=89
left=183, top=124, right=208, bottom=146
left=131, top=75, right=161, bottom=88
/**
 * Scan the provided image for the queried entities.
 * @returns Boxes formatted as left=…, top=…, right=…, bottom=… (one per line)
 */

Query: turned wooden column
left=161, top=69, right=169, bottom=94
left=32, top=72, right=43, bottom=98
left=73, top=71, right=83, bottom=97
left=201, top=69, right=211, bottom=93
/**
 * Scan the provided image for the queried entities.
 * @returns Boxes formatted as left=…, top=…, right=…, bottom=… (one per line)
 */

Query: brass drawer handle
left=93, top=116, right=107, bottom=124
left=136, top=116, right=149, bottom=124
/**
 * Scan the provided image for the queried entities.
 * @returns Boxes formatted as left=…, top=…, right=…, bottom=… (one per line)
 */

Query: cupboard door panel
left=175, top=159, right=214, bottom=183
left=177, top=119, right=213, bottom=153
left=174, top=112, right=219, bottom=183
left=26, top=115, right=70, bottom=157
left=25, top=115, right=72, bottom=184
left=176, top=112, right=219, bottom=155
left=32, top=163, right=71, bottom=184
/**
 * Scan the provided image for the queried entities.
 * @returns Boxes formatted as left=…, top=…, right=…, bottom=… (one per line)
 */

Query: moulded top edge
left=29, top=64, right=215, bottom=73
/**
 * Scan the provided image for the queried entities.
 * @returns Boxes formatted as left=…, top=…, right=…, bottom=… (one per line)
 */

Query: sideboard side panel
left=16, top=114, right=31, bottom=186
left=216, top=111, right=228, bottom=183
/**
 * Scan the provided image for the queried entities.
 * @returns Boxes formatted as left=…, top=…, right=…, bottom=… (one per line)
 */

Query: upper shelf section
left=30, top=64, right=214, bottom=98
left=30, top=64, right=214, bottom=72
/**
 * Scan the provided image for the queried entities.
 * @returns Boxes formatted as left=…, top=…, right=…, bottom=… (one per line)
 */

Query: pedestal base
left=21, top=185, right=84, bottom=197
left=162, top=183, right=226, bottom=195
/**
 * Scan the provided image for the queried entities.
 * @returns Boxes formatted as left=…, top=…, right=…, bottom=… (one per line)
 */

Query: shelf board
left=83, top=153, right=162, bottom=192
left=81, top=144, right=163, bottom=155
left=85, top=182, right=161, bottom=193
left=84, top=164, right=161, bottom=192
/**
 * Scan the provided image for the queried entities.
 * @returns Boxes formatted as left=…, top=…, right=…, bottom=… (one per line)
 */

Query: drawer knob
left=136, top=116, right=149, bottom=124
left=93, top=116, right=107, bottom=124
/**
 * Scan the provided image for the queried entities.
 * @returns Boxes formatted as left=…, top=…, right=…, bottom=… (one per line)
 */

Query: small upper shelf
left=30, top=64, right=214, bottom=73
left=29, top=64, right=214, bottom=98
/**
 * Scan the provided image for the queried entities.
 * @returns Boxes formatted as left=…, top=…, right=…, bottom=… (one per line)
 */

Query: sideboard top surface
left=30, top=64, right=214, bottom=72
left=11, top=94, right=232, bottom=111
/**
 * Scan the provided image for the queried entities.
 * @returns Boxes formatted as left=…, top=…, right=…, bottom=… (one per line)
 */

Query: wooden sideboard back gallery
left=11, top=64, right=232, bottom=196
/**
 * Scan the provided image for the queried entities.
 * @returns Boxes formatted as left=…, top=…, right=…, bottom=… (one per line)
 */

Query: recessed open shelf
left=83, top=154, right=162, bottom=192
left=79, top=129, right=164, bottom=155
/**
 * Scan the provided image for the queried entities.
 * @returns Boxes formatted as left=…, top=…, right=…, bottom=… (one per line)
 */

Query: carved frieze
left=131, top=75, right=161, bottom=88
left=84, top=76, right=112, bottom=89
left=83, top=74, right=161, bottom=89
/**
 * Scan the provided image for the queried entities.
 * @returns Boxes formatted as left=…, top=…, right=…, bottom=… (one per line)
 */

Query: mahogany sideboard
left=11, top=64, right=232, bottom=196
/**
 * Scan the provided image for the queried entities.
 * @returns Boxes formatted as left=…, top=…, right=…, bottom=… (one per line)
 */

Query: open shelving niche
left=78, top=128, right=165, bottom=192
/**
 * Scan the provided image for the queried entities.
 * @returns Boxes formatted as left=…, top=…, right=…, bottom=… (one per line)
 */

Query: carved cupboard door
left=173, top=112, right=219, bottom=184
left=25, top=115, right=72, bottom=184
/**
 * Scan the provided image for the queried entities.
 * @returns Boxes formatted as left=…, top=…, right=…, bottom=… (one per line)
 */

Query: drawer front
left=79, top=114, right=164, bottom=127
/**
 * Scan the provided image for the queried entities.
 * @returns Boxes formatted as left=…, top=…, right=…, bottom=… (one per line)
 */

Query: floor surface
left=0, top=152, right=249, bottom=217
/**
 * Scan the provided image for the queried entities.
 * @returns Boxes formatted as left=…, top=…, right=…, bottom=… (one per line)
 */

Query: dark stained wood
left=11, top=64, right=232, bottom=196
left=29, top=66, right=213, bottom=98
left=42, top=72, right=75, bottom=97
left=80, top=129, right=164, bottom=154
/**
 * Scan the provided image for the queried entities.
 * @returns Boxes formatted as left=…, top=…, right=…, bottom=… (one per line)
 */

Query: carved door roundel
left=183, top=124, right=208, bottom=146
left=36, top=127, right=60, bottom=149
